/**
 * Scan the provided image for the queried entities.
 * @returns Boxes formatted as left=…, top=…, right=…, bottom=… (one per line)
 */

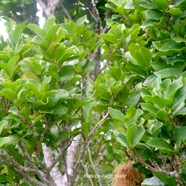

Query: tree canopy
left=0, top=0, right=186, bottom=186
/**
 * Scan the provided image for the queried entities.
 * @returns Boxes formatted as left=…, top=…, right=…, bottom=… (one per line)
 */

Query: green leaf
left=59, top=65, right=75, bottom=81
left=27, top=24, right=43, bottom=37
left=99, top=33, right=118, bottom=44
left=143, top=95, right=172, bottom=108
left=172, top=37, right=186, bottom=43
left=174, top=0, right=186, bottom=7
left=159, top=40, right=185, bottom=52
left=173, top=126, right=186, bottom=146
left=131, top=126, right=145, bottom=147
left=0, top=135, right=21, bottom=148
left=43, top=17, right=56, bottom=34
left=0, top=88, right=17, bottom=101
left=124, top=2, right=134, bottom=9
left=46, top=89, right=69, bottom=107
left=116, top=133, right=128, bottom=148
left=165, top=77, right=183, bottom=99
left=57, top=130, right=70, bottom=144
left=168, top=8, right=183, bottom=16
left=146, top=10, right=163, bottom=21
left=0, top=120, right=8, bottom=135
left=76, top=15, right=87, bottom=26
left=126, top=124, right=136, bottom=146
left=147, top=138, right=174, bottom=152
left=153, top=172, right=177, bottom=186
left=47, top=42, right=66, bottom=60
left=129, top=45, right=151, bottom=67
left=151, top=0, right=169, bottom=9
left=10, top=22, right=26, bottom=45
left=155, top=110, right=168, bottom=123
left=126, top=125, right=145, bottom=147
left=150, top=122, right=163, bottom=136
left=7, top=55, right=20, bottom=78
left=141, top=103, right=158, bottom=115
left=108, top=107, right=124, bottom=122
left=154, top=68, right=182, bottom=79
left=45, top=24, right=61, bottom=41
left=124, top=106, right=143, bottom=128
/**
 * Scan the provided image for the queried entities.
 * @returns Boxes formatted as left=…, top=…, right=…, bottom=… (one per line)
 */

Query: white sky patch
left=0, top=3, right=45, bottom=40
left=0, top=19, right=8, bottom=40
left=37, top=3, right=46, bottom=28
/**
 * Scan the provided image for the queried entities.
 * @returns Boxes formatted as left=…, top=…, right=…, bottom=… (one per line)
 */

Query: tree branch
left=18, top=140, right=48, bottom=182
left=129, top=150, right=179, bottom=179
left=0, top=158, right=47, bottom=186
left=74, top=112, right=108, bottom=172
left=42, top=144, right=68, bottom=186
left=89, top=0, right=103, bottom=32
left=36, top=0, right=60, bottom=18
left=14, top=167, right=47, bottom=186
left=66, top=133, right=82, bottom=185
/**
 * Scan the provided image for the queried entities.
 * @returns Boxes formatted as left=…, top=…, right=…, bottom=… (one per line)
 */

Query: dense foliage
left=0, top=0, right=186, bottom=185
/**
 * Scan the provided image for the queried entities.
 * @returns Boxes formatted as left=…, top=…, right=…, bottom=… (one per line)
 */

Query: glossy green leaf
left=59, top=65, right=75, bottom=81
left=173, top=126, right=186, bottom=146
left=131, top=126, right=145, bottom=147
left=165, top=77, right=183, bottom=99
left=10, top=22, right=26, bottom=45
left=151, top=0, right=169, bottom=9
left=124, top=106, right=143, bottom=128
left=99, top=34, right=118, bottom=44
left=0, top=135, right=21, bottom=148
left=108, top=107, right=124, bottom=122
left=147, top=138, right=174, bottom=152
left=146, top=10, right=163, bottom=21
left=168, top=8, right=183, bottom=16
left=124, top=2, right=134, bottom=9
left=155, top=110, right=168, bottom=123
left=45, top=24, right=61, bottom=41
left=76, top=15, right=87, bottom=26
left=27, top=24, right=44, bottom=37
left=154, top=68, right=182, bottom=79
left=116, top=133, right=128, bottom=148
left=127, top=125, right=145, bottom=147
left=0, top=88, right=17, bottom=101
left=143, top=95, right=172, bottom=108
left=174, top=0, right=186, bottom=7
left=0, top=120, right=8, bottom=135
left=141, top=103, right=158, bottom=115
left=43, top=17, right=56, bottom=34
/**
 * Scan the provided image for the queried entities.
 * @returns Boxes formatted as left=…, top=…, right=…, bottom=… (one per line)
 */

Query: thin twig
left=88, top=147, right=102, bottom=186
left=88, top=112, right=109, bottom=139
left=74, top=112, right=108, bottom=171
left=129, top=150, right=179, bottom=179
left=60, top=3, right=72, bottom=20
left=1, top=152, right=39, bottom=174
left=0, top=158, right=47, bottom=186
left=36, top=122, right=50, bottom=158
left=82, top=162, right=94, bottom=186
left=18, top=140, right=49, bottom=183
left=89, top=0, right=103, bottom=32
left=14, top=167, right=47, bottom=186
